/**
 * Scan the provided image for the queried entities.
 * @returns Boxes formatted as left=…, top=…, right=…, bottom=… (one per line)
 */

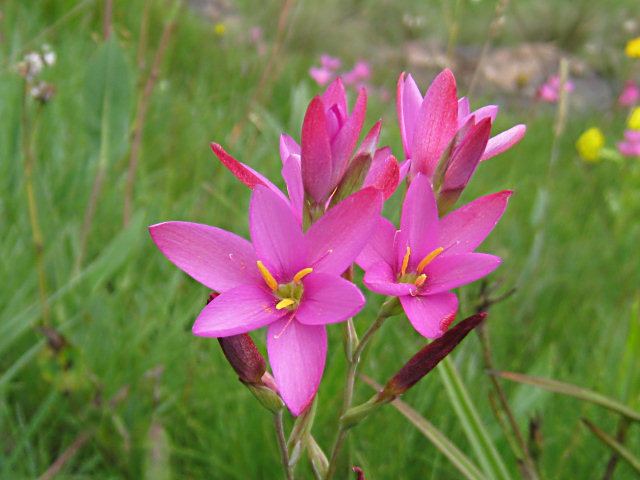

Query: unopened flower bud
left=382, top=312, right=487, bottom=399
left=217, top=335, right=266, bottom=385
left=330, top=153, right=372, bottom=206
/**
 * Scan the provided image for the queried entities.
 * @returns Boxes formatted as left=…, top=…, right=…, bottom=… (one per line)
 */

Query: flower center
left=398, top=246, right=444, bottom=287
left=256, top=261, right=313, bottom=311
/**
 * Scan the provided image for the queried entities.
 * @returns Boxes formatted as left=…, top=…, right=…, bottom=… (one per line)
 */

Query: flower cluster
left=16, top=44, right=56, bottom=103
left=537, top=74, right=574, bottom=104
left=309, top=54, right=371, bottom=89
left=150, top=69, right=524, bottom=416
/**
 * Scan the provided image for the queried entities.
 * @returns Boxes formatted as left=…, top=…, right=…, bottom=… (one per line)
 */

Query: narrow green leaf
left=362, top=375, right=486, bottom=480
left=494, top=371, right=640, bottom=423
left=582, top=418, right=640, bottom=473
left=439, top=358, right=511, bottom=480
left=85, top=37, right=134, bottom=166
left=0, top=214, right=146, bottom=356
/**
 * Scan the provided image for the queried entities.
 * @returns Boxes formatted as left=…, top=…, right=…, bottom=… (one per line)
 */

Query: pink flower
left=618, top=81, right=640, bottom=107
left=397, top=70, right=525, bottom=195
left=357, top=174, right=510, bottom=338
left=150, top=186, right=383, bottom=415
left=537, top=75, right=574, bottom=103
left=343, top=60, right=371, bottom=87
left=320, top=54, right=341, bottom=71
left=309, top=66, right=334, bottom=86
left=617, top=130, right=640, bottom=157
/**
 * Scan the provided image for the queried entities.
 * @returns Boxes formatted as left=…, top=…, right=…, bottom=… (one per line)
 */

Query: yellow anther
left=416, top=247, right=444, bottom=273
left=293, top=267, right=314, bottom=283
left=400, top=246, right=411, bottom=276
left=414, top=274, right=427, bottom=287
left=257, top=260, right=278, bottom=291
left=276, top=298, right=295, bottom=310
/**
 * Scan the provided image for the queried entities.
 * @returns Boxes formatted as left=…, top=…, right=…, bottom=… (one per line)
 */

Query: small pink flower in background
left=309, top=66, right=335, bottom=86
left=397, top=70, right=525, bottom=203
left=309, top=54, right=341, bottom=86
left=618, top=81, right=640, bottom=107
left=357, top=174, right=509, bottom=339
left=150, top=186, right=382, bottom=415
left=250, top=26, right=267, bottom=56
left=320, top=54, right=341, bottom=71
left=343, top=60, right=371, bottom=88
left=537, top=75, right=575, bottom=103
left=617, top=130, right=640, bottom=157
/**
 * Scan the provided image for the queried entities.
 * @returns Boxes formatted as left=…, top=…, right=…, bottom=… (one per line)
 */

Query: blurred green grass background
left=1, top=0, right=640, bottom=478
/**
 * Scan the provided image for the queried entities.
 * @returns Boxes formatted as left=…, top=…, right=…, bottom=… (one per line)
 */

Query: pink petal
left=471, top=105, right=498, bottom=124
left=398, top=173, right=439, bottom=270
left=309, top=66, right=333, bottom=86
left=211, top=143, right=288, bottom=202
left=193, top=284, right=284, bottom=337
left=321, top=78, right=347, bottom=117
left=399, top=159, right=411, bottom=181
left=400, top=292, right=458, bottom=339
left=457, top=97, right=470, bottom=125
left=481, top=124, right=526, bottom=162
left=330, top=88, right=367, bottom=186
left=363, top=151, right=400, bottom=199
left=301, top=97, right=333, bottom=202
left=356, top=121, right=382, bottom=157
left=356, top=217, right=397, bottom=271
left=149, top=221, right=259, bottom=292
left=249, top=186, right=306, bottom=281
left=306, top=188, right=383, bottom=275
left=267, top=319, right=327, bottom=416
left=442, top=117, right=492, bottom=192
left=411, top=69, right=458, bottom=177
left=363, top=261, right=415, bottom=296
left=281, top=155, right=304, bottom=223
left=397, top=72, right=423, bottom=158
left=423, top=253, right=501, bottom=295
left=439, top=190, right=512, bottom=255
left=279, top=133, right=301, bottom=164
left=296, top=273, right=365, bottom=325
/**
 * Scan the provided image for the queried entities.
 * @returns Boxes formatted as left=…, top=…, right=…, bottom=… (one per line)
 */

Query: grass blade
left=494, top=371, right=640, bottom=423
left=582, top=418, right=640, bottom=473
left=362, top=375, right=486, bottom=480
left=439, top=358, right=511, bottom=480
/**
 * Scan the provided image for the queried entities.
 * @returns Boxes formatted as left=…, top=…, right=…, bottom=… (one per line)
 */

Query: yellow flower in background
left=576, top=127, right=605, bottom=162
left=626, top=37, right=640, bottom=58
left=214, top=22, right=226, bottom=36
left=628, top=107, right=640, bottom=131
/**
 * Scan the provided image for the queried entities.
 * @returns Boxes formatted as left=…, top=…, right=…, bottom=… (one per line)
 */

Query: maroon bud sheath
left=383, top=312, right=487, bottom=398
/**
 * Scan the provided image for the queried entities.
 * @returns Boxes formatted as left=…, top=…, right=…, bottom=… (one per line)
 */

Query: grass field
left=2, top=0, right=640, bottom=478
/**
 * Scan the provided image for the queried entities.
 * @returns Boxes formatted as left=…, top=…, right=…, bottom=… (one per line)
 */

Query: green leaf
left=493, top=371, right=640, bottom=423
left=0, top=214, right=146, bottom=356
left=85, top=37, right=134, bottom=167
left=582, top=418, right=640, bottom=473
left=438, top=358, right=511, bottom=480
left=362, top=375, right=486, bottom=480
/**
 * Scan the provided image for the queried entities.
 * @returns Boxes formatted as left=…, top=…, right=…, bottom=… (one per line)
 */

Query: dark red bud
left=382, top=313, right=487, bottom=398
left=218, top=335, right=267, bottom=385
left=207, top=292, right=267, bottom=385
left=352, top=466, right=366, bottom=480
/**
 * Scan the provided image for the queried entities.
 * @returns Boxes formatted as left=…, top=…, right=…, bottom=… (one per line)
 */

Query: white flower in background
left=42, top=44, right=56, bottom=67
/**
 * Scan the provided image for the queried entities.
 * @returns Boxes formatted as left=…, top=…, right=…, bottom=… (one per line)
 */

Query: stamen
left=256, top=260, right=278, bottom=291
left=414, top=274, right=427, bottom=287
left=293, top=267, right=313, bottom=283
left=400, top=246, right=411, bottom=276
left=274, top=313, right=296, bottom=339
left=275, top=298, right=295, bottom=310
left=416, top=247, right=444, bottom=273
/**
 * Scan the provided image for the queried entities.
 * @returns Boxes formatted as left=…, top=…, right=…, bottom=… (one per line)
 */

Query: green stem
left=274, top=410, right=294, bottom=480
left=324, top=298, right=398, bottom=480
